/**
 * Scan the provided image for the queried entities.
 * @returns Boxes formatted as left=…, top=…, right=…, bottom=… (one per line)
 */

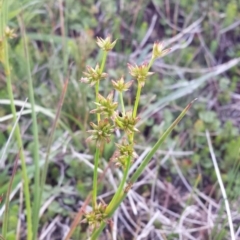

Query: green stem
left=91, top=223, right=106, bottom=240
left=92, top=50, right=108, bottom=208
left=132, top=57, right=155, bottom=118
left=92, top=148, right=100, bottom=208
left=95, top=81, right=100, bottom=123
left=105, top=156, right=130, bottom=214
left=95, top=51, right=107, bottom=123
left=0, top=2, right=3, bottom=38
left=119, top=92, right=125, bottom=115
left=106, top=57, right=156, bottom=217
left=148, top=57, right=155, bottom=71
left=3, top=8, right=32, bottom=240
left=100, top=51, right=107, bottom=72
left=132, top=82, right=142, bottom=118
left=20, top=17, right=41, bottom=240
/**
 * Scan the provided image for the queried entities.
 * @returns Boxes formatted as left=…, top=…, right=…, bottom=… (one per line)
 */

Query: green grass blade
left=18, top=15, right=41, bottom=240
left=2, top=1, right=32, bottom=239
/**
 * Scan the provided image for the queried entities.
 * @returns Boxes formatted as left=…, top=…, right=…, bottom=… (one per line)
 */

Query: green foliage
left=1, top=0, right=240, bottom=239
left=224, top=1, right=238, bottom=26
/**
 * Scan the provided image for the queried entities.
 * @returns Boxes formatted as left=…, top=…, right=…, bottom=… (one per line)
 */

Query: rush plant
left=64, top=36, right=195, bottom=239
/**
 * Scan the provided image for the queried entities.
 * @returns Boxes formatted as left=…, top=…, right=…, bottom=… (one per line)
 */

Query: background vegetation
left=0, top=0, right=240, bottom=239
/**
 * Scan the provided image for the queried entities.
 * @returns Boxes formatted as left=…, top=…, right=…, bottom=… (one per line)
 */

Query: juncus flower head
left=152, top=41, right=171, bottom=60
left=112, top=76, right=133, bottom=92
left=114, top=140, right=138, bottom=169
left=96, top=35, right=117, bottom=51
left=87, top=119, right=115, bottom=146
left=128, top=63, right=154, bottom=87
left=81, top=64, right=107, bottom=86
left=114, top=111, right=139, bottom=135
left=90, top=92, right=118, bottom=118
left=82, top=202, right=107, bottom=230
left=5, top=26, right=17, bottom=39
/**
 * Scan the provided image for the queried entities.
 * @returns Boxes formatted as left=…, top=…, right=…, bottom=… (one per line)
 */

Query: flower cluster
left=152, top=41, right=171, bottom=60
left=82, top=202, right=107, bottom=229
left=112, top=77, right=133, bottom=92
left=81, top=64, right=107, bottom=86
left=80, top=37, right=171, bottom=236
left=115, top=111, right=139, bottom=135
left=5, top=26, right=17, bottom=39
left=87, top=119, right=114, bottom=147
left=128, top=63, right=154, bottom=87
left=0, top=27, right=17, bottom=63
left=114, top=141, right=138, bottom=169
left=81, top=36, right=171, bottom=166
left=96, top=35, right=117, bottom=51
left=90, top=92, right=118, bottom=118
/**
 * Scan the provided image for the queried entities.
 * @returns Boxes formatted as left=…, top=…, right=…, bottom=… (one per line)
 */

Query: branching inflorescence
left=81, top=36, right=171, bottom=238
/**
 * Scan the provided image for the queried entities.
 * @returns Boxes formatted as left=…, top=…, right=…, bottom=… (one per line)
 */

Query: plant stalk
left=2, top=4, right=33, bottom=240
left=132, top=82, right=142, bottom=118
left=92, top=148, right=100, bottom=208
left=92, top=50, right=108, bottom=208
left=19, top=16, right=41, bottom=240
left=105, top=57, right=155, bottom=215
left=119, top=92, right=125, bottom=115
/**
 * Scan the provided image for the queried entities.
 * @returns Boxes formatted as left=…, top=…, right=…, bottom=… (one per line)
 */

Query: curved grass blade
left=1, top=1, right=32, bottom=238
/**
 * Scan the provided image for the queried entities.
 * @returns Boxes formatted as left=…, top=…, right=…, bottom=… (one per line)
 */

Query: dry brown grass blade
left=2, top=149, right=20, bottom=237
left=40, top=78, right=69, bottom=190
left=64, top=158, right=114, bottom=240
left=64, top=194, right=92, bottom=240
left=38, top=78, right=69, bottom=240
